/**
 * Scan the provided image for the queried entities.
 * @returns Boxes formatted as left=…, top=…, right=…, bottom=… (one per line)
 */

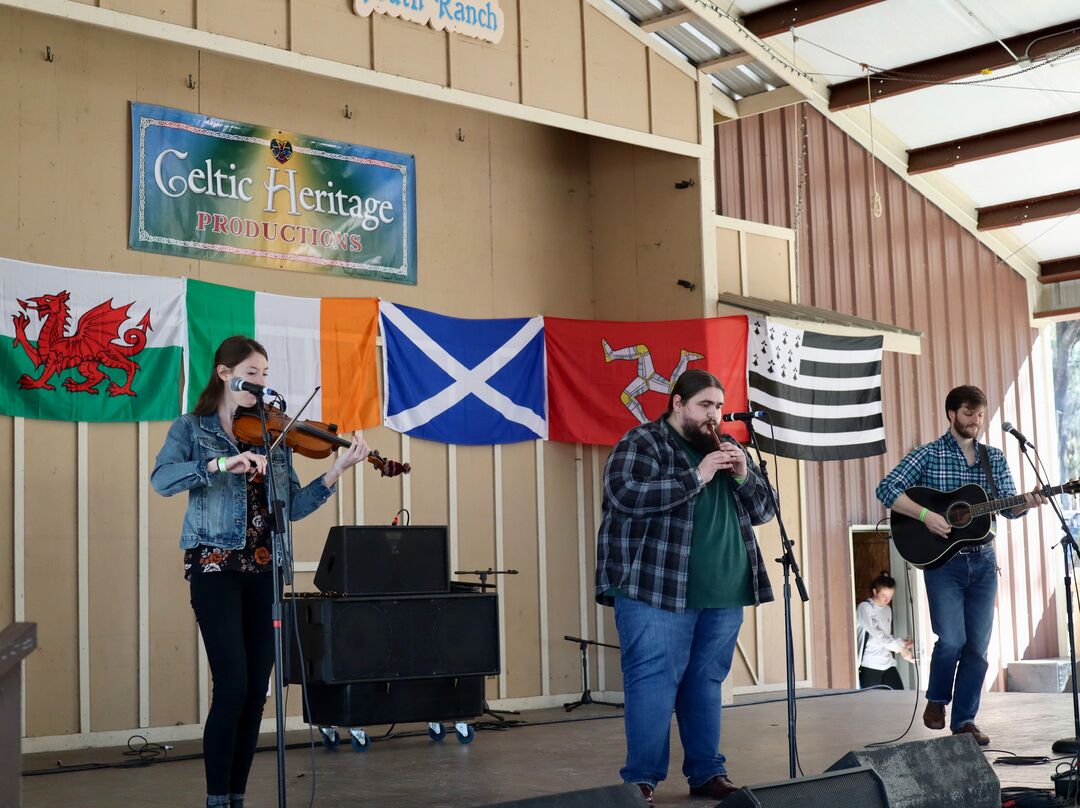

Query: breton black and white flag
left=746, top=316, right=886, bottom=461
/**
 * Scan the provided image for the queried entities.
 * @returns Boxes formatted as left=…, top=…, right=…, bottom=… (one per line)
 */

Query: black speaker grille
left=285, top=593, right=499, bottom=684
left=744, top=767, right=890, bottom=808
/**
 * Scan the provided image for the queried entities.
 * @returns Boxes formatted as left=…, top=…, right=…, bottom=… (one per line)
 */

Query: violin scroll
left=366, top=450, right=411, bottom=478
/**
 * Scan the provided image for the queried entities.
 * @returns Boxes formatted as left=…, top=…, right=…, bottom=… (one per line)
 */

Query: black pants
left=859, top=666, right=904, bottom=690
left=190, top=572, right=276, bottom=797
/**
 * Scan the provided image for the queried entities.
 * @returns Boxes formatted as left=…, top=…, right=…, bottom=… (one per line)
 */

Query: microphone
left=229, top=377, right=284, bottom=398
left=722, top=410, right=766, bottom=423
left=1002, top=421, right=1034, bottom=449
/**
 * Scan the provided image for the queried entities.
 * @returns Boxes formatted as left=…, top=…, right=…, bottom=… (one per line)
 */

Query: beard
left=682, top=417, right=720, bottom=454
left=955, top=422, right=979, bottom=439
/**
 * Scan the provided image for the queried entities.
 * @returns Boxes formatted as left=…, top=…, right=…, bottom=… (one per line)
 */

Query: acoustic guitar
left=891, top=480, right=1080, bottom=569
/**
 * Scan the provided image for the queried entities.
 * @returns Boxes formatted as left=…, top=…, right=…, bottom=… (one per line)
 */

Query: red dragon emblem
left=12, top=291, right=152, bottom=397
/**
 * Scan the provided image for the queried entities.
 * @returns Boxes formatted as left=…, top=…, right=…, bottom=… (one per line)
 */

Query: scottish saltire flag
left=747, top=316, right=886, bottom=461
left=0, top=257, right=185, bottom=422
left=380, top=302, right=546, bottom=444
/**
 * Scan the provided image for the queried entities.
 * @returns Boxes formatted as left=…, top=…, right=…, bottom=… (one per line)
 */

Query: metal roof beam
left=829, top=19, right=1080, bottom=111
left=742, top=0, right=886, bottom=39
left=907, top=110, right=1080, bottom=174
left=1040, top=256, right=1080, bottom=285
left=978, top=189, right=1080, bottom=231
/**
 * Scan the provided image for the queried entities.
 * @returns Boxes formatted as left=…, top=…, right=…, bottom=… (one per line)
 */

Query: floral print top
left=184, top=445, right=273, bottom=579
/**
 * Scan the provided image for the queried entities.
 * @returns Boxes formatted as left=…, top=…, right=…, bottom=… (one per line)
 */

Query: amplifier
left=314, top=525, right=449, bottom=596
left=303, top=676, right=485, bottom=726
left=283, top=592, right=499, bottom=685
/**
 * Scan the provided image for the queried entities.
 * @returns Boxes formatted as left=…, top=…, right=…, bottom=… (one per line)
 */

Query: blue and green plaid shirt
left=876, top=431, right=1020, bottom=518
left=595, top=418, right=776, bottom=613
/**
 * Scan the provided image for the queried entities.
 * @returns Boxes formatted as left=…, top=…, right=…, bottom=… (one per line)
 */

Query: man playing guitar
left=876, top=385, right=1046, bottom=746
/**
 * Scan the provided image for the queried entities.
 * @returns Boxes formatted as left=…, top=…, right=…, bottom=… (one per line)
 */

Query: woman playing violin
left=151, top=335, right=368, bottom=808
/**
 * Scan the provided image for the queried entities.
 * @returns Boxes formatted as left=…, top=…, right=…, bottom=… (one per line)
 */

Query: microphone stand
left=256, top=393, right=293, bottom=808
left=742, top=417, right=809, bottom=779
left=1013, top=436, right=1080, bottom=754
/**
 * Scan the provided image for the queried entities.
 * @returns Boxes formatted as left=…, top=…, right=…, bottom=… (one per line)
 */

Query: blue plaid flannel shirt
left=876, top=431, right=1020, bottom=519
left=595, top=418, right=776, bottom=613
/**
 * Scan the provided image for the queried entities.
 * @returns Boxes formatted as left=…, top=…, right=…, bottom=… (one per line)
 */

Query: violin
left=231, top=405, right=411, bottom=478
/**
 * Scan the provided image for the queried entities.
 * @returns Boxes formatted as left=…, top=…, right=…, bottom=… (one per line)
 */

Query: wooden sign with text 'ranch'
left=353, top=0, right=505, bottom=44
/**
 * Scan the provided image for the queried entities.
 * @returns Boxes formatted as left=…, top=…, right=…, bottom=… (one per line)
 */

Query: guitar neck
left=971, top=484, right=1063, bottom=517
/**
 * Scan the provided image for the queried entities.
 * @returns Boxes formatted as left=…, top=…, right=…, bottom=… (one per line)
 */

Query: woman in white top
left=857, top=572, right=914, bottom=690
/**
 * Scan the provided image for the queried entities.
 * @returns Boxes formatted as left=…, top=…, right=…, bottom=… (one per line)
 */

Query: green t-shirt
left=666, top=423, right=754, bottom=609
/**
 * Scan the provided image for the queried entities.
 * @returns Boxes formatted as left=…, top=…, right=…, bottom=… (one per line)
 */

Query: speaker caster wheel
left=349, top=729, right=370, bottom=752
left=319, top=727, right=340, bottom=749
left=454, top=722, right=475, bottom=744
left=428, top=722, right=447, bottom=742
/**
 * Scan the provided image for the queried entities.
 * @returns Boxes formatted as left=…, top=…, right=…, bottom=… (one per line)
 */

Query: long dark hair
left=191, top=336, right=268, bottom=416
left=665, top=369, right=725, bottom=416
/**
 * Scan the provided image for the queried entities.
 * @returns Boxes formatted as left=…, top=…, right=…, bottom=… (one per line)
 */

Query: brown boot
left=923, top=700, right=946, bottom=730
left=953, top=723, right=989, bottom=746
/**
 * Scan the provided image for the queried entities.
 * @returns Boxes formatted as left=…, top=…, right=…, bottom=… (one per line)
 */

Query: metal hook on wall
left=45, top=46, right=54, bottom=63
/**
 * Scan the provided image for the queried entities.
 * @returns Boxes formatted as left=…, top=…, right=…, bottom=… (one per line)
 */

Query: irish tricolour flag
left=0, top=256, right=186, bottom=422
left=185, top=279, right=380, bottom=432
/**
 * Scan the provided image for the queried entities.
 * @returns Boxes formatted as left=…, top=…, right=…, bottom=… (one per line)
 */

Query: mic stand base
left=481, top=700, right=525, bottom=728
left=563, top=691, right=623, bottom=712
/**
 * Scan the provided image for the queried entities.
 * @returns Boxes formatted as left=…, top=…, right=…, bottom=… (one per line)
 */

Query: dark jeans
left=923, top=547, right=997, bottom=731
left=190, top=572, right=275, bottom=797
left=859, top=666, right=904, bottom=690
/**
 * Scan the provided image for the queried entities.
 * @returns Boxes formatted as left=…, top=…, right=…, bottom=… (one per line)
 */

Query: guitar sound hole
left=947, top=503, right=972, bottom=528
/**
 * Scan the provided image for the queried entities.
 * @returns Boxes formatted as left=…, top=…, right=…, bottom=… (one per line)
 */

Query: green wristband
left=918, top=507, right=928, bottom=523
left=217, top=456, right=228, bottom=474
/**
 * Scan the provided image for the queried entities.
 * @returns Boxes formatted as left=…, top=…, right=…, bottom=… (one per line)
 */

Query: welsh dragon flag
left=185, top=279, right=380, bottom=432
left=0, top=257, right=186, bottom=422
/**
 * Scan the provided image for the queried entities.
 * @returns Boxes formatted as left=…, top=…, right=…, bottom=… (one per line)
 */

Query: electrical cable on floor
left=21, top=684, right=954, bottom=779
left=863, top=519, right=920, bottom=748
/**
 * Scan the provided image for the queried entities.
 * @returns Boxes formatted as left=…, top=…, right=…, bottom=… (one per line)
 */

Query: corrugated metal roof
left=731, top=0, right=1080, bottom=272
left=605, top=0, right=787, bottom=101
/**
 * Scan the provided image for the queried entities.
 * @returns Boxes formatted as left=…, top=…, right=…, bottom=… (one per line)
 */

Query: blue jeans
left=924, top=547, right=997, bottom=731
left=614, top=597, right=743, bottom=788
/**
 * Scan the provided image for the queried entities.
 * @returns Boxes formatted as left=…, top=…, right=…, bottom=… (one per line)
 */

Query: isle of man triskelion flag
left=380, top=301, right=546, bottom=444
left=185, top=279, right=379, bottom=432
left=545, top=315, right=749, bottom=446
left=0, top=256, right=186, bottom=422
left=747, top=315, right=886, bottom=461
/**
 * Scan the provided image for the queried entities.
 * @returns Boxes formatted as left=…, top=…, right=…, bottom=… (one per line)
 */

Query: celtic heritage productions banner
left=129, top=103, right=417, bottom=284
left=353, top=0, right=505, bottom=44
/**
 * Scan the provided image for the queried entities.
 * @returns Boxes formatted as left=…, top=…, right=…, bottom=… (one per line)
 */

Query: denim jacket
left=151, top=412, right=336, bottom=550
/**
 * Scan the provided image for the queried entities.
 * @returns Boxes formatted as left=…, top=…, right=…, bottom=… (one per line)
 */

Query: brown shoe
left=635, top=783, right=654, bottom=805
left=923, top=700, right=946, bottom=730
left=953, top=723, right=990, bottom=746
left=689, top=775, right=739, bottom=800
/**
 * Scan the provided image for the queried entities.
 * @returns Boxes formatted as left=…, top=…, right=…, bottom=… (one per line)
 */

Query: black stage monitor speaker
left=314, top=525, right=449, bottom=596
left=478, top=783, right=648, bottom=807
left=721, top=766, right=891, bottom=808
left=283, top=592, right=499, bottom=684
left=826, top=733, right=999, bottom=808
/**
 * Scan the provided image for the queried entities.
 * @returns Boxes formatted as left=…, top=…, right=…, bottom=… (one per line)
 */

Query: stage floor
left=21, top=689, right=1075, bottom=807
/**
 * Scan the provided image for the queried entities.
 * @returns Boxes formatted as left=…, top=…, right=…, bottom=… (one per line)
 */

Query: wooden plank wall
left=63, top=0, right=703, bottom=145
left=2, top=4, right=708, bottom=746
left=715, top=104, right=1057, bottom=690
